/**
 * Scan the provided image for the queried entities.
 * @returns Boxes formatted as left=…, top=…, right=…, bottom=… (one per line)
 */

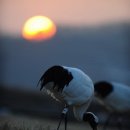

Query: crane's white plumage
left=61, top=66, right=94, bottom=106
left=38, top=65, right=98, bottom=130
left=94, top=81, right=130, bottom=112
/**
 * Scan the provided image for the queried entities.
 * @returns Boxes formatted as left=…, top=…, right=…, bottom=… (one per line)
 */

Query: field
left=0, top=114, right=89, bottom=130
left=0, top=88, right=130, bottom=130
left=0, top=114, right=124, bottom=130
left=1, top=87, right=130, bottom=130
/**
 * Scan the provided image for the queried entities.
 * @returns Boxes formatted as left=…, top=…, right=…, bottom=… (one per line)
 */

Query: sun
left=22, top=16, right=57, bottom=41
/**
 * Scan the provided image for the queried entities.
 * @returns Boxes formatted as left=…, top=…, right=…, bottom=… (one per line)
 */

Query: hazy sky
left=1, top=0, right=130, bottom=89
left=1, top=0, right=130, bottom=35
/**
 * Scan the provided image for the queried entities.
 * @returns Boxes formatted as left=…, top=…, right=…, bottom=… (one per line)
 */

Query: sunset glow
left=22, top=16, right=56, bottom=41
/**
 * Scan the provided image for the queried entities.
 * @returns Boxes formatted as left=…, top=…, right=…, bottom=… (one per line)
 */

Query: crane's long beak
left=40, top=85, right=43, bottom=91
left=40, top=81, right=46, bottom=91
left=37, top=78, right=45, bottom=91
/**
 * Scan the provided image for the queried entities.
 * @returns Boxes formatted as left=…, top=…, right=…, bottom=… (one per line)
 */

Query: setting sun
left=22, top=16, right=57, bottom=41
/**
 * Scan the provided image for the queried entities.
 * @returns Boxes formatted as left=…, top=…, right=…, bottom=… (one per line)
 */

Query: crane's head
left=37, top=65, right=73, bottom=92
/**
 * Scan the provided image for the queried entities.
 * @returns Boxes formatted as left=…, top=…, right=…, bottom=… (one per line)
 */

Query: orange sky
left=0, top=0, right=130, bottom=35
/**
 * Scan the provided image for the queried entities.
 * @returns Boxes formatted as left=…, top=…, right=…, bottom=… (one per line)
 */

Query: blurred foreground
left=0, top=115, right=121, bottom=130
left=0, top=86, right=130, bottom=130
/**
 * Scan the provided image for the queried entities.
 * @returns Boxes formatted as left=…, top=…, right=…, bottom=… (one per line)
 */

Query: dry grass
left=0, top=115, right=92, bottom=130
left=0, top=115, right=52, bottom=130
left=0, top=114, right=128, bottom=130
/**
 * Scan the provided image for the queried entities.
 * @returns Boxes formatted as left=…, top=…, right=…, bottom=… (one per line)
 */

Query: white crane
left=94, top=81, right=130, bottom=130
left=38, top=65, right=98, bottom=130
